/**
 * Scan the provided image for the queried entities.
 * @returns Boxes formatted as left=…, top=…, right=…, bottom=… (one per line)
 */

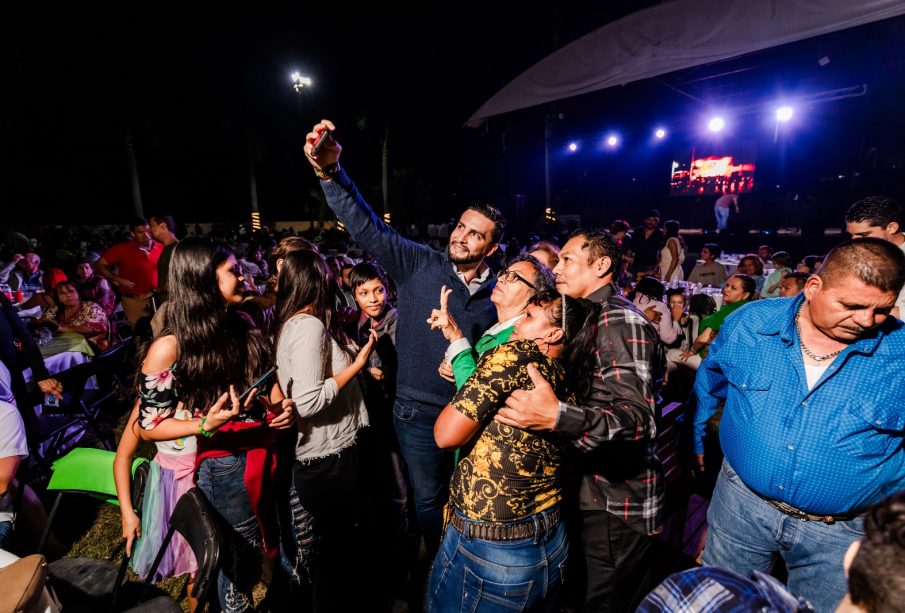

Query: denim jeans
left=714, top=206, right=730, bottom=232
left=292, top=442, right=376, bottom=612
left=393, top=400, right=454, bottom=553
left=196, top=453, right=260, bottom=613
left=426, top=508, right=568, bottom=612
left=703, top=460, right=863, bottom=612
left=0, top=520, right=12, bottom=550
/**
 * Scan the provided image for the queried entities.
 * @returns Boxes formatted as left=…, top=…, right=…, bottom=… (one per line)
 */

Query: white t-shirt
left=0, top=400, right=28, bottom=523
left=804, top=363, right=828, bottom=390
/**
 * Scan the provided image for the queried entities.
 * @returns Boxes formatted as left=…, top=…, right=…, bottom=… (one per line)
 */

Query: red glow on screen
left=671, top=152, right=756, bottom=195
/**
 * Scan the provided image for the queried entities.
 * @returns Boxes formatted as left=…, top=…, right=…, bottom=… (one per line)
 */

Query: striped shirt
left=554, top=283, right=665, bottom=535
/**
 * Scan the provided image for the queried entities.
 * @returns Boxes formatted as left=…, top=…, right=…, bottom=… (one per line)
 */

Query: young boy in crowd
left=349, top=261, right=413, bottom=605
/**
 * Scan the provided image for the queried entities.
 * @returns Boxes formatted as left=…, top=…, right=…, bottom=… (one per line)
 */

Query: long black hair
left=164, top=237, right=272, bottom=412
left=275, top=250, right=348, bottom=346
left=532, top=291, right=601, bottom=402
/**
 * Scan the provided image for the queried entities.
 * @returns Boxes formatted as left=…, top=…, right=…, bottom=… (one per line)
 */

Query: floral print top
left=449, top=339, right=574, bottom=523
left=137, top=364, right=197, bottom=456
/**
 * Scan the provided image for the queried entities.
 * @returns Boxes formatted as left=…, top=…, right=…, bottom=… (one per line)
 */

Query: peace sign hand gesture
left=427, top=285, right=464, bottom=342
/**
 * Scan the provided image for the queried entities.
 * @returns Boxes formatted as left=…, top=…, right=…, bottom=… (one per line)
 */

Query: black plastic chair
left=22, top=361, right=98, bottom=478
left=48, top=487, right=223, bottom=612
left=81, top=341, right=136, bottom=449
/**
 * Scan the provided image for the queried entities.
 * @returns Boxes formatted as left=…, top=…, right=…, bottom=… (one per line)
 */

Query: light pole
left=291, top=72, right=312, bottom=128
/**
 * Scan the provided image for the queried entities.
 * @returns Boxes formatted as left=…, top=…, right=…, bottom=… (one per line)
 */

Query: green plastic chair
left=37, top=447, right=150, bottom=590
left=46, top=447, right=148, bottom=506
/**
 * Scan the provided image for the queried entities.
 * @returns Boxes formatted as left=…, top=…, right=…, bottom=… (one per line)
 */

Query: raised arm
left=427, top=285, right=475, bottom=388
left=303, top=120, right=433, bottom=282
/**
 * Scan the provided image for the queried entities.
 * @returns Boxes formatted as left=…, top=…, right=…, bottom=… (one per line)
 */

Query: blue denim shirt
left=693, top=294, right=905, bottom=515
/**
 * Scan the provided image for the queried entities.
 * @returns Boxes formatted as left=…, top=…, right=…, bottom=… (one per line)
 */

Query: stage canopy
left=466, top=0, right=905, bottom=127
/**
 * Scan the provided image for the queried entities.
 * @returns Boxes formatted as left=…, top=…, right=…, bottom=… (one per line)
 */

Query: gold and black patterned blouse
left=449, top=339, right=574, bottom=523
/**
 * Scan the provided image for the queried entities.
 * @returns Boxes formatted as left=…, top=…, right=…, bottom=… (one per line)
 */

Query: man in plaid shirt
left=497, top=228, right=664, bottom=611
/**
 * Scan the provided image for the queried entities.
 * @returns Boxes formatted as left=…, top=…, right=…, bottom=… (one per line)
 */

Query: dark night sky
left=3, top=6, right=905, bottom=232
left=0, top=5, right=659, bottom=226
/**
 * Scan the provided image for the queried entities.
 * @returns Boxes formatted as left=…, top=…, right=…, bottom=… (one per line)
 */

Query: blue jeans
left=703, top=461, right=863, bottom=612
left=393, top=400, right=453, bottom=552
left=0, top=520, right=12, bottom=550
left=714, top=206, right=730, bottom=232
left=426, top=508, right=568, bottom=612
left=195, top=453, right=262, bottom=613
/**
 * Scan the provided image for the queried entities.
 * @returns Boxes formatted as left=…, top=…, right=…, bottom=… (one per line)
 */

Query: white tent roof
left=466, top=0, right=905, bottom=127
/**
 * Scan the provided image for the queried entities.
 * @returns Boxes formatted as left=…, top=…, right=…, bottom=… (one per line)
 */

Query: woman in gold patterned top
left=426, top=292, right=600, bottom=612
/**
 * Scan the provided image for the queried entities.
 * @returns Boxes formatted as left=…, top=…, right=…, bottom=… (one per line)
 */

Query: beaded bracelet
left=197, top=417, right=214, bottom=438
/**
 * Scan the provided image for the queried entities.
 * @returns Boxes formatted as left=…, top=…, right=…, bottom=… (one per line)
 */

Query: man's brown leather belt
left=762, top=497, right=861, bottom=524
left=450, top=507, right=561, bottom=541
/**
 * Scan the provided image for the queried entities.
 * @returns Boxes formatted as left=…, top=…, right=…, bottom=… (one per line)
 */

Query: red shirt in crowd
left=100, top=240, right=161, bottom=297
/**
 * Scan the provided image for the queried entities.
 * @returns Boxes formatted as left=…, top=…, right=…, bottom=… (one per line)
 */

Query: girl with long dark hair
left=274, top=249, right=377, bottom=612
left=130, top=237, right=297, bottom=612
left=427, top=292, right=601, bottom=612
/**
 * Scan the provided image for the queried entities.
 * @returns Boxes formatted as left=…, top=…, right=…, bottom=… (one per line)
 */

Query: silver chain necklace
left=795, top=303, right=843, bottom=362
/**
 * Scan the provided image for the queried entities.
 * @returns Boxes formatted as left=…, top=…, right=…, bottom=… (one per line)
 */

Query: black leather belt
left=762, top=497, right=862, bottom=524
left=449, top=507, right=561, bottom=541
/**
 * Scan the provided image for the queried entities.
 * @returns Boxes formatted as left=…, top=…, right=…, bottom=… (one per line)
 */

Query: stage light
left=708, top=117, right=725, bottom=132
left=606, top=134, right=619, bottom=147
left=654, top=128, right=667, bottom=139
left=567, top=142, right=578, bottom=152
left=776, top=106, right=794, bottom=122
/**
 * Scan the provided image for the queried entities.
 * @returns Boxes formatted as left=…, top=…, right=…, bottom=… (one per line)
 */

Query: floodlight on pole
left=291, top=72, right=313, bottom=93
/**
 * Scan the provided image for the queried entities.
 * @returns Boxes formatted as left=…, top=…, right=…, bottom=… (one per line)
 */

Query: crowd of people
left=1, top=120, right=905, bottom=613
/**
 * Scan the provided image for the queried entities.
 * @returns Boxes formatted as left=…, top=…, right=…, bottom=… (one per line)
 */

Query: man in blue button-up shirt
left=693, top=238, right=905, bottom=612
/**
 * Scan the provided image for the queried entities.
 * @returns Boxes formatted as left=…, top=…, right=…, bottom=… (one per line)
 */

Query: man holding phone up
left=303, top=120, right=501, bottom=555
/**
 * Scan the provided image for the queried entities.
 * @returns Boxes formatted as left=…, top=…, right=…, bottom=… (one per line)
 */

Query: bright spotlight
left=708, top=117, right=725, bottom=132
left=606, top=134, right=619, bottom=147
left=776, top=106, right=794, bottom=122
left=567, top=142, right=578, bottom=152
left=654, top=127, right=667, bottom=140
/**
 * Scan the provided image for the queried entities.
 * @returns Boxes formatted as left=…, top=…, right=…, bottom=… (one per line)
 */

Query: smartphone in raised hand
left=237, top=367, right=277, bottom=405
left=311, top=129, right=333, bottom=158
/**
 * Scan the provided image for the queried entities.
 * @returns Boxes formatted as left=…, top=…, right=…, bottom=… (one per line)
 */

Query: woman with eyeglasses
left=428, top=254, right=556, bottom=389
left=427, top=292, right=601, bottom=612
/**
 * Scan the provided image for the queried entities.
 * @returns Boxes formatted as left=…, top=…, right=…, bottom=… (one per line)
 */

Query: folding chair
left=22, top=362, right=98, bottom=478
left=40, top=449, right=224, bottom=611
left=81, top=342, right=136, bottom=449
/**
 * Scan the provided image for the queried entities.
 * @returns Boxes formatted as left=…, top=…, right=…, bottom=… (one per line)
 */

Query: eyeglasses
left=496, top=268, right=536, bottom=290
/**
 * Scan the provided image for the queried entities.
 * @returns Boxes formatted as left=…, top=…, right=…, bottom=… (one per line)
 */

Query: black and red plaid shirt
left=555, top=283, right=665, bottom=535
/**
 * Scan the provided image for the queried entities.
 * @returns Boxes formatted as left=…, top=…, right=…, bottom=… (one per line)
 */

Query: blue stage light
left=776, top=106, right=794, bottom=122
left=654, top=127, right=667, bottom=139
left=708, top=117, right=725, bottom=132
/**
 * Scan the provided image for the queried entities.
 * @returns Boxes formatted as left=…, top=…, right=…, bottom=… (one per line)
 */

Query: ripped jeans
left=196, top=452, right=314, bottom=613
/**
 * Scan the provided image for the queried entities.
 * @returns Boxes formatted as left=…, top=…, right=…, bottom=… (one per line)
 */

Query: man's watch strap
left=314, top=162, right=341, bottom=181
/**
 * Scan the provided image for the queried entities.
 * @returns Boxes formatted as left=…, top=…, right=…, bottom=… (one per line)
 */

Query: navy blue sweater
left=322, top=170, right=497, bottom=409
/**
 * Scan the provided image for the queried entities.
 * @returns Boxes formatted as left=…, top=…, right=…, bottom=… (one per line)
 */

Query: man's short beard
left=448, top=244, right=483, bottom=265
